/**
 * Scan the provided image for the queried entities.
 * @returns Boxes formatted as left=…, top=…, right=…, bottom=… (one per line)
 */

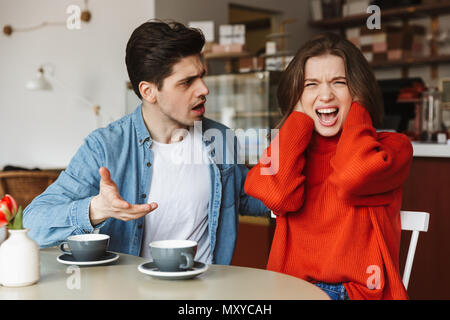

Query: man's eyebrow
left=304, top=76, right=347, bottom=82
left=177, top=69, right=206, bottom=84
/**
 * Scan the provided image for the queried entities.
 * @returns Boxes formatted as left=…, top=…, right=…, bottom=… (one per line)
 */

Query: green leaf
left=11, top=206, right=23, bottom=230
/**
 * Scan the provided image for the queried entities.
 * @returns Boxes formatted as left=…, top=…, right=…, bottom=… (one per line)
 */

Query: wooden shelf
left=396, top=98, right=421, bottom=104
left=261, top=50, right=294, bottom=58
left=203, top=52, right=250, bottom=60
left=203, top=51, right=251, bottom=74
left=266, top=32, right=291, bottom=39
left=309, top=2, right=450, bottom=79
left=309, top=2, right=450, bottom=29
left=370, top=54, right=450, bottom=69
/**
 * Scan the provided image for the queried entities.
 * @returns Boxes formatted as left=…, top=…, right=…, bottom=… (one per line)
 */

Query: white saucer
left=137, top=261, right=208, bottom=280
left=56, top=251, right=119, bottom=266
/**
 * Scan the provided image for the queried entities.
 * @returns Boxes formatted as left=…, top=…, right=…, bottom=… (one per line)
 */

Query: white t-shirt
left=140, top=127, right=212, bottom=264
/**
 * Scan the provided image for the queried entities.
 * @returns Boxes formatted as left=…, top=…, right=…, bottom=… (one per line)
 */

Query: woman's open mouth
left=315, top=107, right=339, bottom=127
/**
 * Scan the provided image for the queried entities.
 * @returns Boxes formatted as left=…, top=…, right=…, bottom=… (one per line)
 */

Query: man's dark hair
left=125, top=20, right=205, bottom=99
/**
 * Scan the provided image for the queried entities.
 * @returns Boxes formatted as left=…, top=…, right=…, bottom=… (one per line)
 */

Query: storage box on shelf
left=352, top=24, right=426, bottom=64
left=309, top=1, right=450, bottom=77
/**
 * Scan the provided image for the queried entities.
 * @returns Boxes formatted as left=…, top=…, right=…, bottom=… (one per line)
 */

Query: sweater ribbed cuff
left=284, top=111, right=315, bottom=138
left=344, top=102, right=373, bottom=129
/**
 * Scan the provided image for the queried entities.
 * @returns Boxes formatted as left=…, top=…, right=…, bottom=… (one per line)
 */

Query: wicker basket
left=0, top=171, right=61, bottom=208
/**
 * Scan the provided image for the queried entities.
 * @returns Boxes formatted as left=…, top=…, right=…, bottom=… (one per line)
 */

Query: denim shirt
left=23, top=105, right=268, bottom=265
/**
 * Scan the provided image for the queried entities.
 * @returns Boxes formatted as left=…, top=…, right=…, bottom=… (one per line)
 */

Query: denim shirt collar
left=132, top=104, right=152, bottom=147
left=131, top=103, right=215, bottom=151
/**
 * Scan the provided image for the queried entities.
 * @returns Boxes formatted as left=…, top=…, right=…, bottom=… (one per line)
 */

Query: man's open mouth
left=192, top=101, right=206, bottom=115
left=315, top=107, right=339, bottom=126
left=192, top=103, right=204, bottom=111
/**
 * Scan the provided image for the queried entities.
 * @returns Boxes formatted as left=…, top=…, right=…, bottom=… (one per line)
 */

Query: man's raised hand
left=89, top=167, right=157, bottom=226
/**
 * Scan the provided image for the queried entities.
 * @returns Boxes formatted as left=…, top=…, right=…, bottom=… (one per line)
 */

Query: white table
left=0, top=247, right=329, bottom=300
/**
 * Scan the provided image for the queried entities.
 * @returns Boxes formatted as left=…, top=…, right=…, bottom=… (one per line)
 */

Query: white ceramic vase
left=0, top=228, right=40, bottom=287
left=0, top=226, right=6, bottom=244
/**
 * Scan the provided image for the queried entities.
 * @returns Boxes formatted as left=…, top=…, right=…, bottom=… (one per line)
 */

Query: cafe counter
left=411, top=141, right=450, bottom=158
left=400, top=141, right=450, bottom=299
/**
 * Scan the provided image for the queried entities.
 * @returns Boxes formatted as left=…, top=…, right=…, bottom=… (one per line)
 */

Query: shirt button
left=146, top=162, right=151, bottom=167
left=137, top=224, right=143, bottom=229
left=139, top=139, right=142, bottom=143
left=142, top=193, right=146, bottom=199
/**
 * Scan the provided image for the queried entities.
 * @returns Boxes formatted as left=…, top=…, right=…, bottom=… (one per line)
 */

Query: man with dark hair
left=23, top=20, right=268, bottom=265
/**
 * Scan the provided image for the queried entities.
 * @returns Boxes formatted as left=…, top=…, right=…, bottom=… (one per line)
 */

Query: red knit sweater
left=244, top=102, right=413, bottom=300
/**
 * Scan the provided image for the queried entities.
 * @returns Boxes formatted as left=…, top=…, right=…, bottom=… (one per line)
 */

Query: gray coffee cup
left=150, top=240, right=197, bottom=272
left=59, top=234, right=110, bottom=261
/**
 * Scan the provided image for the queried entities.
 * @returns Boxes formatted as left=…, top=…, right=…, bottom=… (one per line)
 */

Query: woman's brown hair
left=276, top=32, right=384, bottom=129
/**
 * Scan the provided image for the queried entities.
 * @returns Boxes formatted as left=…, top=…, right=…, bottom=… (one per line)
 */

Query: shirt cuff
left=70, top=196, right=106, bottom=233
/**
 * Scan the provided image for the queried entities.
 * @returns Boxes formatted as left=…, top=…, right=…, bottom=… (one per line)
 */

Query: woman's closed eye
left=304, top=80, right=346, bottom=88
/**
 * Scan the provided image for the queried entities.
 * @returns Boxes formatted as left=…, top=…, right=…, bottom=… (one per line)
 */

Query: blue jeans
left=314, top=282, right=350, bottom=300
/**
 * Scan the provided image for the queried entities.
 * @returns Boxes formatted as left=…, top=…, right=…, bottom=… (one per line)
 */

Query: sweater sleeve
left=244, top=111, right=314, bottom=216
left=329, top=102, right=413, bottom=206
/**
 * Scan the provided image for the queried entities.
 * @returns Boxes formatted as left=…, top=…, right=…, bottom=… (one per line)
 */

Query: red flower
left=0, top=194, right=19, bottom=224
left=0, top=211, right=8, bottom=227
left=2, top=194, right=18, bottom=213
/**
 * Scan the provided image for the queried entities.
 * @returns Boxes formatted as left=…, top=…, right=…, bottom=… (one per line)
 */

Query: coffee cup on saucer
left=149, top=240, right=197, bottom=272
left=59, top=234, right=110, bottom=261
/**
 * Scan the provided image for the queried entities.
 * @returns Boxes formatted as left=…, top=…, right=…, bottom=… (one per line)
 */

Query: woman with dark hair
left=245, top=32, right=412, bottom=300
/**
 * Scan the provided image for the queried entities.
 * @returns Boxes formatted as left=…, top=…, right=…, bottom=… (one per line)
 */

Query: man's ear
left=139, top=81, right=157, bottom=104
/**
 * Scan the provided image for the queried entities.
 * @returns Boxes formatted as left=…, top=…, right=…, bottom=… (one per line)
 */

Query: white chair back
left=400, top=210, right=430, bottom=290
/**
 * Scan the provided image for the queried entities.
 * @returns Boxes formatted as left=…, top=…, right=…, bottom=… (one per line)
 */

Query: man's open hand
left=89, top=167, right=157, bottom=226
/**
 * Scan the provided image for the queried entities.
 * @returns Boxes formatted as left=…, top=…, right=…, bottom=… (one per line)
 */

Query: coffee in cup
left=150, top=240, right=197, bottom=272
left=59, top=234, right=110, bottom=261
